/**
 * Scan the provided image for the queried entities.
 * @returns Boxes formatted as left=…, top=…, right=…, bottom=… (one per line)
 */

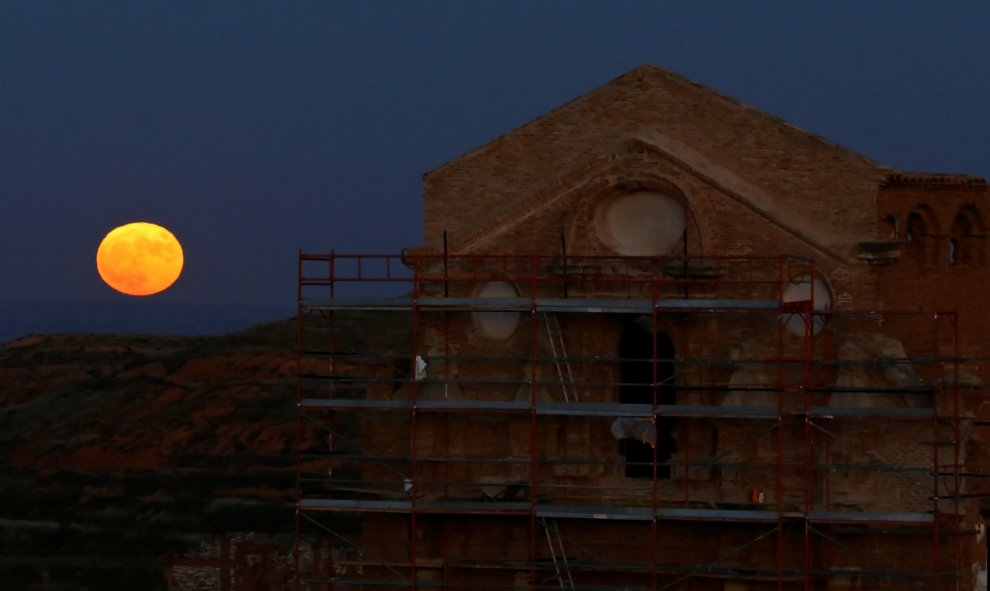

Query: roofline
left=423, top=64, right=887, bottom=181
left=882, top=173, right=988, bottom=188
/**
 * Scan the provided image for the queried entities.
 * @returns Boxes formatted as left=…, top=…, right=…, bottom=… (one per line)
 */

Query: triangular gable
left=420, top=64, right=892, bottom=254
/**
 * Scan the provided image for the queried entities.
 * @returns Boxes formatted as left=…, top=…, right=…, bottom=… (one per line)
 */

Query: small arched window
left=904, top=205, right=939, bottom=266
left=951, top=205, right=984, bottom=266
left=906, top=212, right=925, bottom=243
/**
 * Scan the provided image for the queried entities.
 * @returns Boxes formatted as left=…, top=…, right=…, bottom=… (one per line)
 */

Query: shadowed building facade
left=295, top=65, right=990, bottom=591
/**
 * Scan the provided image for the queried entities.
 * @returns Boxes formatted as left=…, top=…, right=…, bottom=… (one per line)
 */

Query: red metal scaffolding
left=294, top=251, right=965, bottom=591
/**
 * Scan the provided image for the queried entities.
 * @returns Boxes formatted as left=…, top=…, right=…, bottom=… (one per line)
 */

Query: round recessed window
left=594, top=191, right=686, bottom=255
left=782, top=275, right=832, bottom=336
left=471, top=281, right=520, bottom=340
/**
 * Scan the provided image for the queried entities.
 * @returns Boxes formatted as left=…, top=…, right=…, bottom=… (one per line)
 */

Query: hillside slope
left=0, top=319, right=303, bottom=589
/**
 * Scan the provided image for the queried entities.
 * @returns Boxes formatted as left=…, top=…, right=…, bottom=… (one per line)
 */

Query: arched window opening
left=616, top=318, right=676, bottom=479
left=904, top=207, right=939, bottom=266
left=906, top=212, right=925, bottom=243
left=952, top=209, right=979, bottom=266
left=594, top=190, right=686, bottom=256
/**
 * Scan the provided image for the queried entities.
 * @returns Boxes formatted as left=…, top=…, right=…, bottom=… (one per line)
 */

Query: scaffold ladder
left=539, top=517, right=575, bottom=590
left=544, top=313, right=578, bottom=402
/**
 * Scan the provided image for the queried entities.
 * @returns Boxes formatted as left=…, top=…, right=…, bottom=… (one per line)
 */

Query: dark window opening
left=906, top=212, right=925, bottom=243
left=951, top=212, right=974, bottom=265
left=618, top=318, right=676, bottom=479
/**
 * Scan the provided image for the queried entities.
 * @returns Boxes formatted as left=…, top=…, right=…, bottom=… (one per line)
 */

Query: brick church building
left=295, top=65, right=990, bottom=590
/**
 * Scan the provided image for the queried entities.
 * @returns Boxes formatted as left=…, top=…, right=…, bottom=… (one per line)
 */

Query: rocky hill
left=0, top=319, right=303, bottom=590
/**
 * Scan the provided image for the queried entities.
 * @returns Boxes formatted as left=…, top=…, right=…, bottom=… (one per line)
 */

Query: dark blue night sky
left=2, top=1, right=988, bottom=340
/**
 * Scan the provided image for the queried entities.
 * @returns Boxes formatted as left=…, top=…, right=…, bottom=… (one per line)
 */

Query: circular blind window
left=471, top=281, right=521, bottom=340
left=594, top=191, right=685, bottom=255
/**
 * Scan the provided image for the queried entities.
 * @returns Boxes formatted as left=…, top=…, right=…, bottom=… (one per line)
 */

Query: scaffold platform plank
left=655, top=507, right=780, bottom=522
left=658, top=405, right=780, bottom=418
left=808, top=406, right=935, bottom=419
left=537, top=506, right=780, bottom=523
left=535, top=505, right=654, bottom=521
left=301, top=296, right=781, bottom=313
left=300, top=499, right=410, bottom=512
left=301, top=398, right=794, bottom=419
left=808, top=510, right=934, bottom=525
left=300, top=399, right=529, bottom=412
left=536, top=403, right=780, bottom=418
left=301, top=398, right=408, bottom=411
left=535, top=402, right=654, bottom=417
left=301, top=499, right=791, bottom=523
left=296, top=399, right=516, bottom=413
left=301, top=398, right=943, bottom=422
left=300, top=498, right=531, bottom=514
left=300, top=499, right=942, bottom=528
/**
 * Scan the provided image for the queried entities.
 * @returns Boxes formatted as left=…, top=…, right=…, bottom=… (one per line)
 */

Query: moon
left=96, top=222, right=184, bottom=296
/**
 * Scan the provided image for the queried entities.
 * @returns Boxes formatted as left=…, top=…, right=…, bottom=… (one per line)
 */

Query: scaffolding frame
left=294, top=252, right=965, bottom=591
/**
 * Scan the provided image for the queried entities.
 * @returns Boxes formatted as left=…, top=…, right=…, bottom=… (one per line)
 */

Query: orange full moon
left=96, top=222, right=184, bottom=296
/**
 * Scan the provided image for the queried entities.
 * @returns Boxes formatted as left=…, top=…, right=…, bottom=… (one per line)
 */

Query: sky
left=2, top=1, right=989, bottom=340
